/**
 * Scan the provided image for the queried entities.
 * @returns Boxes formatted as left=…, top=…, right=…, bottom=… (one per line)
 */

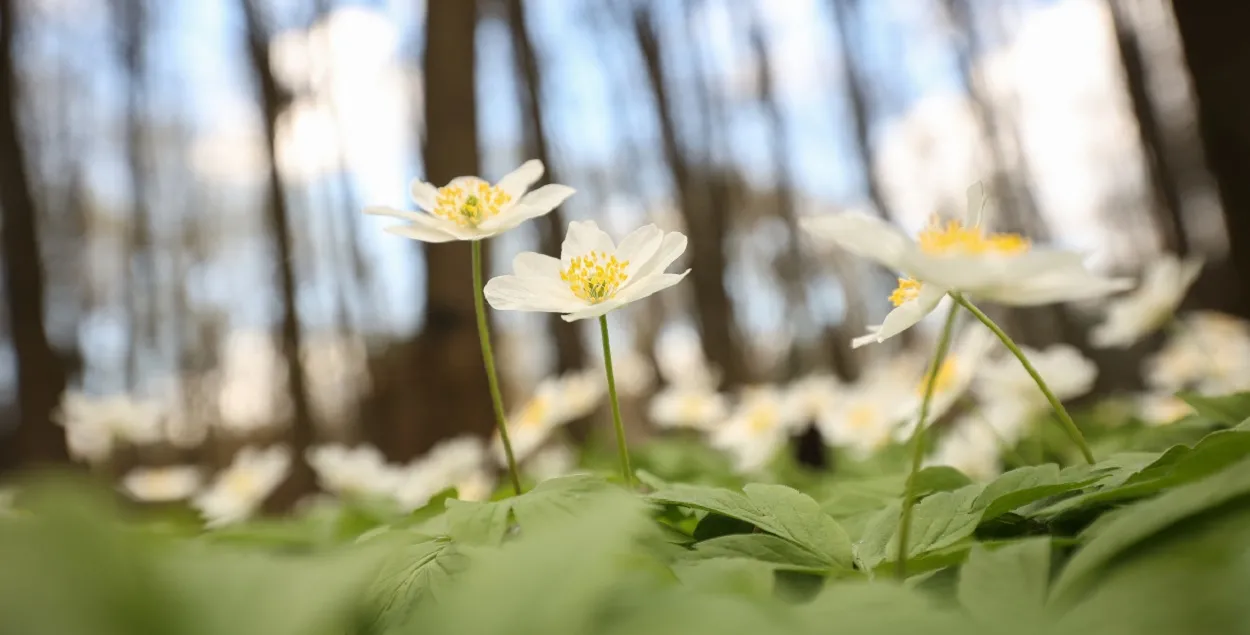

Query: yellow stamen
left=846, top=404, right=877, bottom=430
left=917, top=357, right=958, bottom=396
left=889, top=277, right=922, bottom=307
left=560, top=251, right=629, bottom=304
left=432, top=178, right=512, bottom=227
left=516, top=395, right=549, bottom=429
left=916, top=215, right=1029, bottom=256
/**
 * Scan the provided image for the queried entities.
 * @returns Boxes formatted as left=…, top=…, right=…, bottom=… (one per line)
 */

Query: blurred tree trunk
left=1171, top=0, right=1250, bottom=318
left=632, top=5, right=749, bottom=387
left=0, top=0, right=69, bottom=468
left=1108, top=0, right=1187, bottom=255
left=396, top=0, right=494, bottom=454
left=240, top=0, right=317, bottom=505
left=506, top=0, right=585, bottom=374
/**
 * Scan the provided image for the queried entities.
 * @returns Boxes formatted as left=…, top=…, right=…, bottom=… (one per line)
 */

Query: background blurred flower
left=120, top=465, right=202, bottom=503
left=193, top=446, right=292, bottom=527
left=976, top=343, right=1097, bottom=444
left=307, top=444, right=401, bottom=499
left=1091, top=255, right=1203, bottom=348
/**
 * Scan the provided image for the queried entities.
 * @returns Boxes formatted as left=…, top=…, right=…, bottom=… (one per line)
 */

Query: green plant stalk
left=951, top=292, right=1096, bottom=465
left=895, top=301, right=961, bottom=580
left=471, top=240, right=523, bottom=496
left=598, top=314, right=633, bottom=487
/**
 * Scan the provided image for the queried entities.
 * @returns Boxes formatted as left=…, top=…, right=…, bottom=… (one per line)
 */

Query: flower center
left=561, top=251, right=630, bottom=304
left=918, top=357, right=958, bottom=396
left=847, top=404, right=877, bottom=430
left=679, top=394, right=705, bottom=420
left=916, top=216, right=1029, bottom=256
left=517, top=396, right=549, bottom=429
left=224, top=470, right=258, bottom=497
left=433, top=178, right=512, bottom=227
left=889, top=277, right=922, bottom=307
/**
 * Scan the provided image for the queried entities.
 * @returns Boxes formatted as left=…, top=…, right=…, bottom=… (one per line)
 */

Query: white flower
left=120, top=465, right=203, bottom=503
left=1134, top=392, right=1193, bottom=427
left=648, top=385, right=729, bottom=431
left=655, top=326, right=720, bottom=390
left=1091, top=255, right=1203, bottom=348
left=307, top=444, right=402, bottom=499
left=816, top=378, right=905, bottom=459
left=484, top=220, right=690, bottom=322
left=394, top=436, right=493, bottom=510
left=610, top=347, right=655, bottom=396
left=364, top=160, right=575, bottom=241
left=524, top=444, right=580, bottom=483
left=55, top=391, right=165, bottom=463
left=492, top=369, right=605, bottom=463
left=786, top=373, right=842, bottom=424
left=1145, top=311, right=1250, bottom=394
left=193, top=446, right=292, bottom=527
left=802, top=183, right=1131, bottom=347
left=925, top=417, right=1002, bottom=481
left=975, top=344, right=1097, bottom=444
left=709, top=386, right=803, bottom=474
left=894, top=328, right=995, bottom=439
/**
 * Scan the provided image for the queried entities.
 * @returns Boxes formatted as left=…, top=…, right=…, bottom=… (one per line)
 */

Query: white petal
left=365, top=206, right=458, bottom=242
left=562, top=220, right=615, bottom=263
left=851, top=329, right=881, bottom=349
left=495, top=159, right=544, bottom=199
left=476, top=184, right=575, bottom=234
left=907, top=249, right=1084, bottom=293
left=865, top=283, right=947, bottom=345
left=613, top=224, right=664, bottom=275
left=560, top=298, right=627, bottom=322
left=615, top=270, right=690, bottom=305
left=800, top=213, right=914, bottom=273
left=484, top=275, right=585, bottom=313
left=512, top=251, right=563, bottom=279
left=965, top=181, right=987, bottom=227
left=383, top=224, right=458, bottom=243
left=621, top=231, right=687, bottom=288
left=981, top=271, right=1134, bottom=306
left=409, top=180, right=440, bottom=211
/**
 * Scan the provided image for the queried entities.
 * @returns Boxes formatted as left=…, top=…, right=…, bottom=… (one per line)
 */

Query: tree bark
left=1170, top=0, right=1250, bottom=318
left=505, top=0, right=585, bottom=374
left=0, top=0, right=69, bottom=468
left=240, top=0, right=317, bottom=504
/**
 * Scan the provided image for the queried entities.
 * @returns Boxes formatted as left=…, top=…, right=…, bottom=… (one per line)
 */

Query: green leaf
left=856, top=484, right=984, bottom=571
left=649, top=483, right=853, bottom=571
left=976, top=464, right=1098, bottom=521
left=957, top=538, right=1052, bottom=628
left=364, top=533, right=466, bottom=631
left=820, top=476, right=900, bottom=519
left=1049, top=456, right=1250, bottom=605
left=911, top=465, right=974, bottom=497
left=669, top=558, right=775, bottom=599
left=510, top=474, right=617, bottom=531
left=444, top=498, right=511, bottom=546
left=1177, top=390, right=1250, bottom=426
left=687, top=534, right=834, bottom=573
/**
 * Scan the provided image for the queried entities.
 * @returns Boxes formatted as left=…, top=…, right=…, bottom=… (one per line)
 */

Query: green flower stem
left=598, top=314, right=634, bottom=487
left=951, top=292, right=1096, bottom=465
left=896, top=301, right=960, bottom=581
left=471, top=240, right=523, bottom=496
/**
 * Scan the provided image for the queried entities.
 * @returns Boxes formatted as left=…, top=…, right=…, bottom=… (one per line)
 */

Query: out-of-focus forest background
left=0, top=0, right=1246, bottom=503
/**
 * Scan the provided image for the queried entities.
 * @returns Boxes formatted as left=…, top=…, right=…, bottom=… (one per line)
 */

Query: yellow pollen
left=432, top=178, right=512, bottom=227
left=747, top=406, right=776, bottom=433
left=517, top=396, right=549, bottom=429
left=889, top=278, right=922, bottom=307
left=223, top=470, right=257, bottom=497
left=917, top=357, right=959, bottom=396
left=847, top=404, right=877, bottom=430
left=560, top=251, right=629, bottom=304
left=916, top=215, right=1029, bottom=256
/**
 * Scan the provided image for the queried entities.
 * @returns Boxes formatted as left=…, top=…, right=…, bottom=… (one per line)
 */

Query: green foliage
left=8, top=400, right=1250, bottom=634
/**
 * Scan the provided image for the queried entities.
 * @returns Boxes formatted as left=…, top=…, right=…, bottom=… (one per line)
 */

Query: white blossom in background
left=975, top=344, right=1097, bottom=444
left=1091, top=255, right=1203, bottom=348
left=216, top=331, right=290, bottom=434
left=655, top=326, right=720, bottom=390
left=816, top=377, right=906, bottom=459
left=120, top=465, right=203, bottom=503
left=611, top=347, right=656, bottom=396
left=485, top=220, right=689, bottom=322
left=802, top=183, right=1131, bottom=347
left=1135, top=392, right=1194, bottom=427
left=786, top=373, right=841, bottom=424
left=55, top=391, right=165, bottom=463
left=524, top=444, right=579, bottom=483
left=709, top=385, right=803, bottom=474
left=649, top=385, right=729, bottom=431
left=895, top=328, right=995, bottom=439
left=395, top=436, right=494, bottom=510
left=925, top=417, right=1002, bottom=481
left=0, top=488, right=17, bottom=516
left=1145, top=311, right=1250, bottom=395
left=491, top=369, right=605, bottom=464
left=307, top=444, right=401, bottom=499
left=193, top=446, right=292, bottom=527
left=365, top=160, right=574, bottom=242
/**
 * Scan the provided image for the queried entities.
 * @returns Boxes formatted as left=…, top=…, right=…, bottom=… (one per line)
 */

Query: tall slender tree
left=0, top=0, right=69, bottom=468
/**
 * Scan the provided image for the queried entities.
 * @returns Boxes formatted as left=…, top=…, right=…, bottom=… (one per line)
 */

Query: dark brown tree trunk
left=505, top=0, right=585, bottom=374
left=399, top=0, right=494, bottom=454
left=240, top=0, right=317, bottom=505
left=1108, top=0, right=1188, bottom=255
left=632, top=6, right=749, bottom=387
left=0, top=0, right=69, bottom=469
left=1170, top=0, right=1250, bottom=318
